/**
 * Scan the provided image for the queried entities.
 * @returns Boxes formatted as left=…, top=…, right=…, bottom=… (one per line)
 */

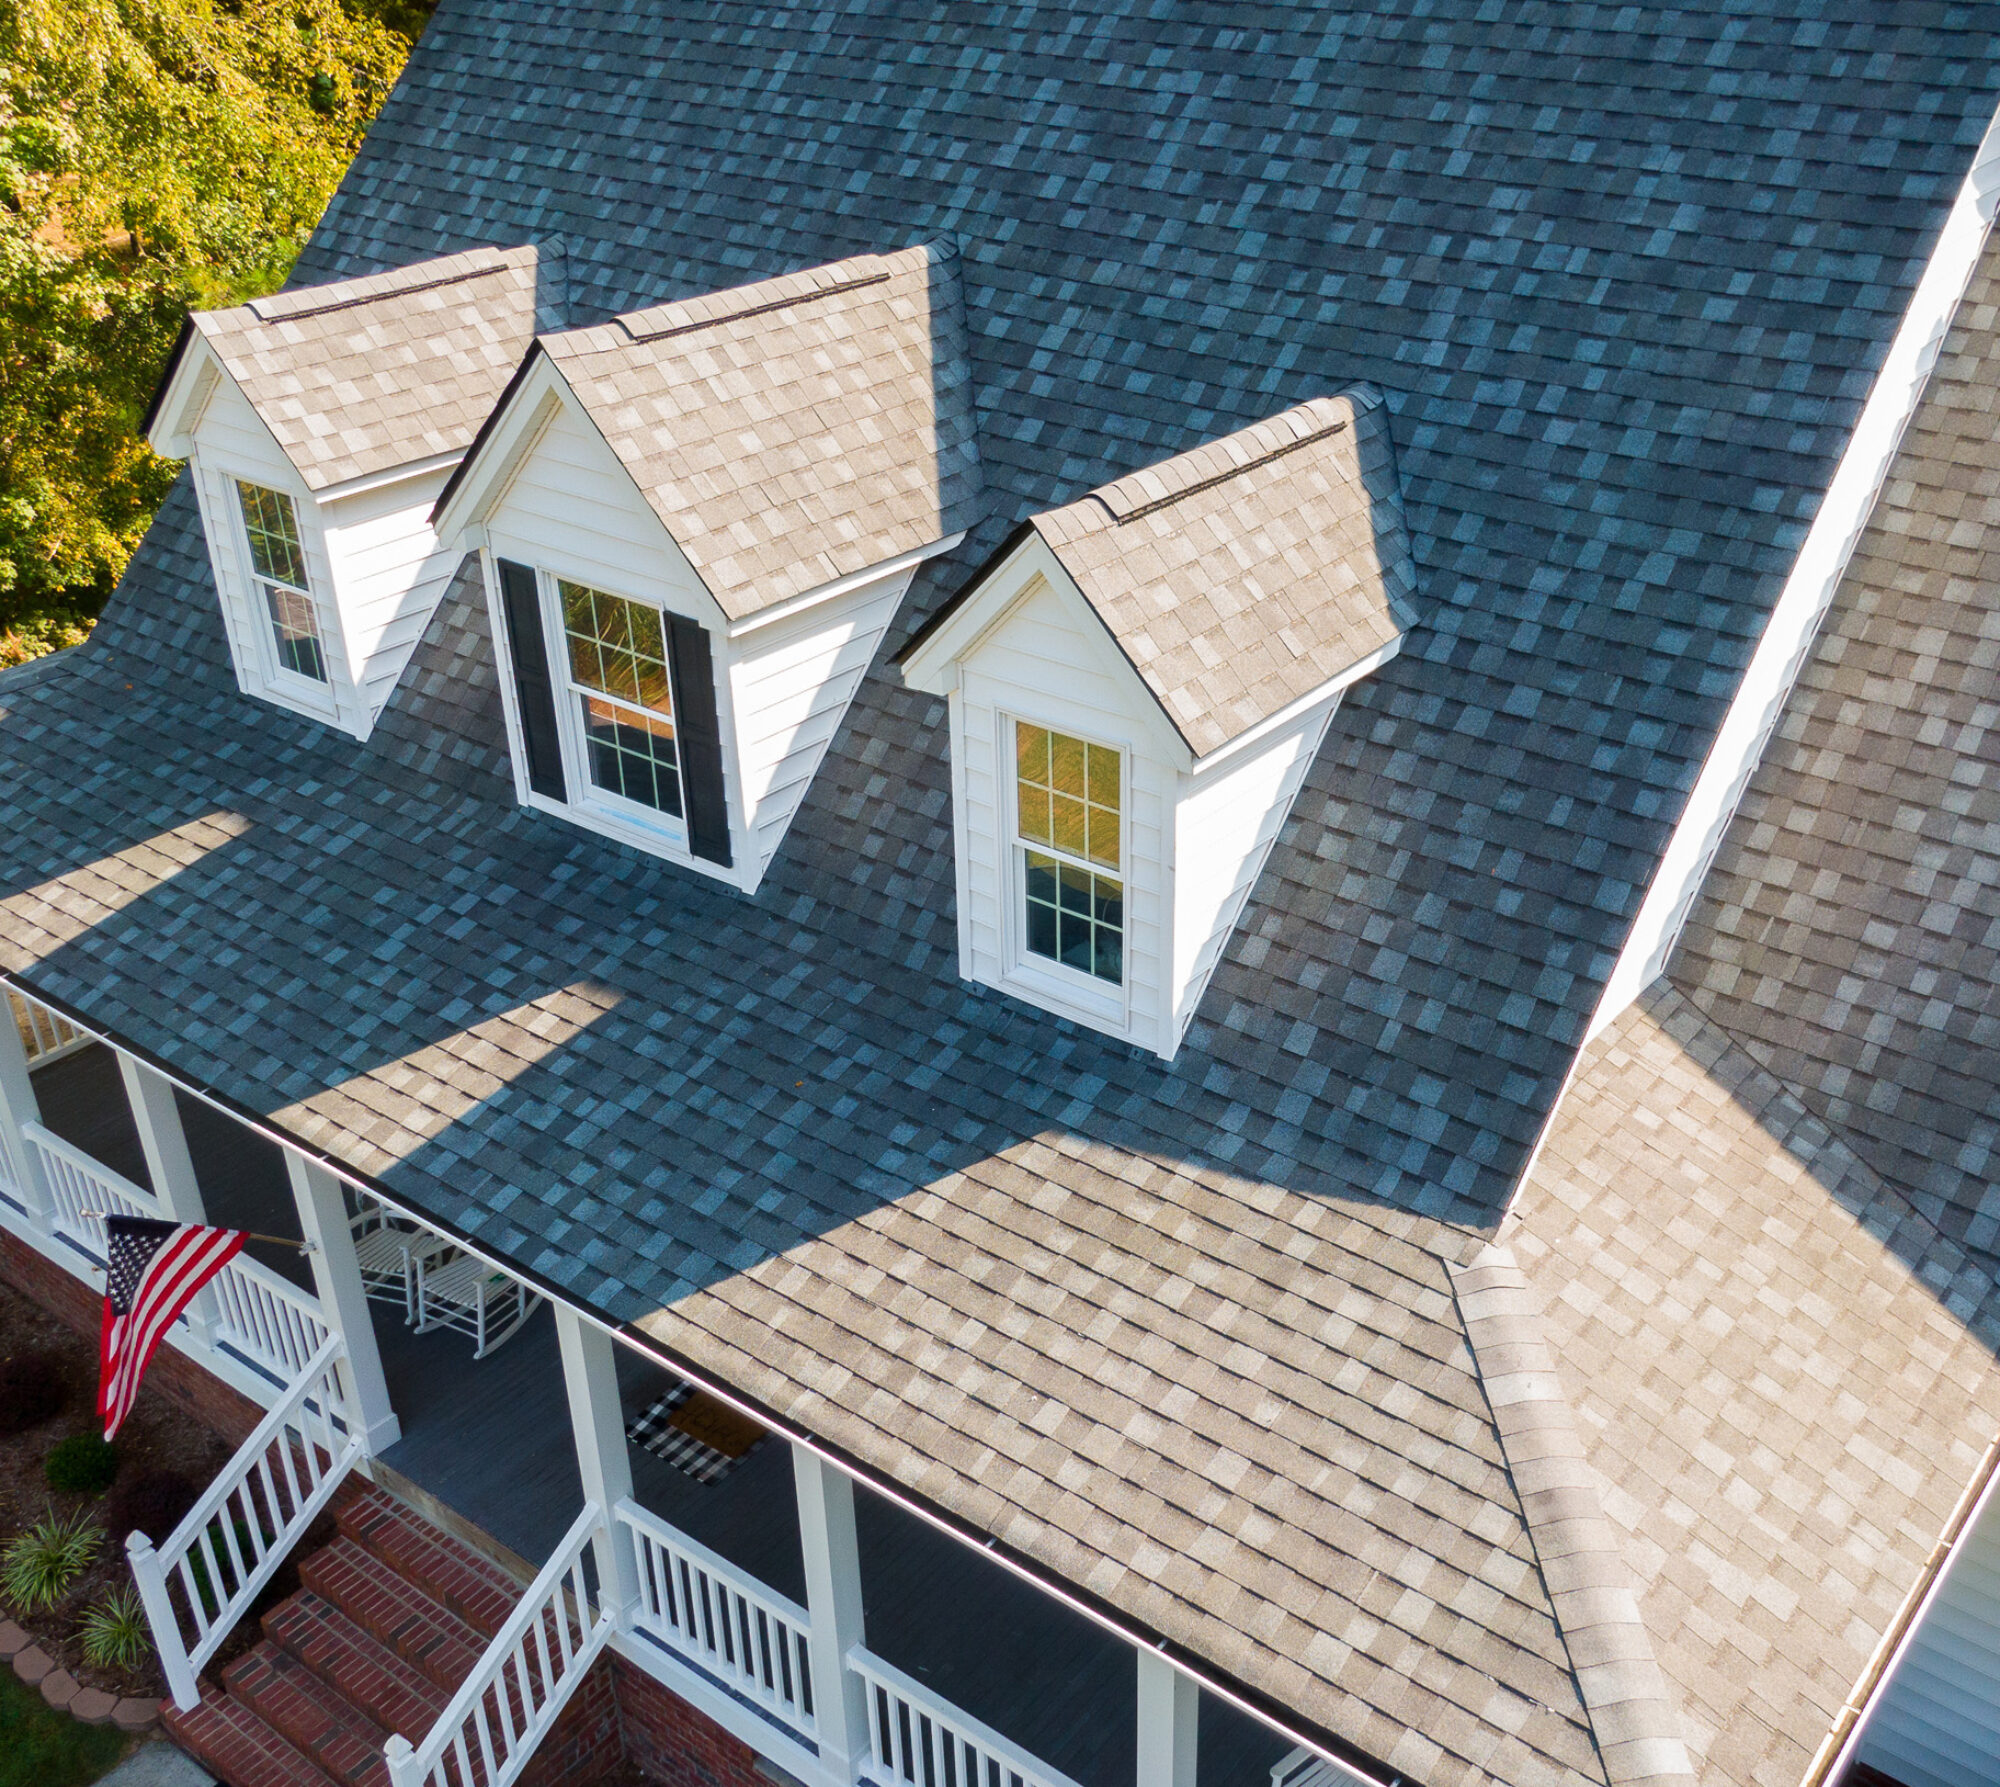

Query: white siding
left=1860, top=1491, right=2000, bottom=1787
left=1171, top=698, right=1339, bottom=1044
left=188, top=378, right=361, bottom=732
left=956, top=575, right=1177, bottom=1053
left=731, top=572, right=911, bottom=878
left=485, top=403, right=718, bottom=624
left=319, top=471, right=460, bottom=718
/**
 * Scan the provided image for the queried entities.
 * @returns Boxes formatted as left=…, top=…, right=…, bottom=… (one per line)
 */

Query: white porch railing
left=127, top=1334, right=362, bottom=1709
left=209, top=1251, right=331, bottom=1385
left=849, top=1646, right=1085, bottom=1787
left=24, top=1119, right=164, bottom=1256
left=385, top=1501, right=615, bottom=1787
left=9, top=988, right=86, bottom=1065
left=617, top=1497, right=817, bottom=1745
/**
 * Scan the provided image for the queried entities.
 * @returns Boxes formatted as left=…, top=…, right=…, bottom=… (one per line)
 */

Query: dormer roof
left=1029, top=389, right=1416, bottom=757
left=154, top=244, right=543, bottom=490
left=496, top=241, right=982, bottom=620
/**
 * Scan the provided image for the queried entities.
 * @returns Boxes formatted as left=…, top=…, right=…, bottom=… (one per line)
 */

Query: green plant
left=78, top=1586, right=150, bottom=1671
left=43, top=1432, right=117, bottom=1495
left=0, top=1509, right=101, bottom=1611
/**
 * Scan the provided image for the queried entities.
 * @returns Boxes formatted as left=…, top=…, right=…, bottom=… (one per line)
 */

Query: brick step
left=300, top=1538, right=487, bottom=1691
left=337, top=1485, right=520, bottom=1638
left=223, top=1641, right=390, bottom=1787
left=165, top=1686, right=344, bottom=1787
left=263, top=1591, right=448, bottom=1743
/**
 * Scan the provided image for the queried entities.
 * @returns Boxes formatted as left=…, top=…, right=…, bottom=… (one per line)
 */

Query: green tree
left=0, top=0, right=417, bottom=665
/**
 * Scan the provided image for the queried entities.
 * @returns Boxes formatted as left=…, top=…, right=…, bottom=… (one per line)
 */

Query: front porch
left=0, top=995, right=1301, bottom=1787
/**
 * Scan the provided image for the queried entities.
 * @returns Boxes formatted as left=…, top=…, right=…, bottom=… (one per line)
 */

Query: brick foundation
left=0, top=1224, right=264, bottom=1446
left=613, top=1654, right=773, bottom=1787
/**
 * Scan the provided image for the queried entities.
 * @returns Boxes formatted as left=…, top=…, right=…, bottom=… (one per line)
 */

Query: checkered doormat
left=626, top=1381, right=767, bottom=1484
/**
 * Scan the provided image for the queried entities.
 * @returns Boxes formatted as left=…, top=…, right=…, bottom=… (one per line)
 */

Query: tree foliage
left=0, top=0, right=415, bottom=664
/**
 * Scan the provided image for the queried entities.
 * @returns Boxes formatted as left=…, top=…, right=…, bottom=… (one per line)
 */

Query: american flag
left=98, top=1217, right=244, bottom=1440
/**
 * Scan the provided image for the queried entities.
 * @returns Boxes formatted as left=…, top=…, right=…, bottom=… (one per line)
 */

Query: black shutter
left=495, top=558, right=567, bottom=801
left=665, top=614, right=732, bottom=866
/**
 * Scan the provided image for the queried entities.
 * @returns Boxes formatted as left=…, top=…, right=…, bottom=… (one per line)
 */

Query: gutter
left=0, top=965, right=1401, bottom=1787
left=1800, top=1427, right=2000, bottom=1787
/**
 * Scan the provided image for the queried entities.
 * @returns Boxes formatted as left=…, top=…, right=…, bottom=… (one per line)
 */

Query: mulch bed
left=0, top=1278, right=240, bottom=1699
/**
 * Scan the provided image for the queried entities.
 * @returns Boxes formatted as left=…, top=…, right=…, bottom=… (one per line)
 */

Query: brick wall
left=0, top=1225, right=264, bottom=1446
left=519, top=1658, right=628, bottom=1787
left=613, top=1655, right=773, bottom=1787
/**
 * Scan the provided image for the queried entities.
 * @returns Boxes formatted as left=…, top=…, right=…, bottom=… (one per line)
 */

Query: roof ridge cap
left=241, top=246, right=521, bottom=326
left=607, top=244, right=944, bottom=349
left=1075, top=391, right=1369, bottom=530
left=1449, top=1241, right=1696, bottom=1787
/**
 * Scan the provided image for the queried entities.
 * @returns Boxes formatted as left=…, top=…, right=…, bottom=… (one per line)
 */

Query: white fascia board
left=1583, top=99, right=2000, bottom=1046
left=903, top=531, right=1195, bottom=769
left=1190, top=632, right=1404, bottom=779
left=898, top=530, right=1044, bottom=691
left=727, top=531, right=967, bottom=639
left=428, top=352, right=567, bottom=544
left=148, top=334, right=225, bottom=460
left=315, top=449, right=465, bottom=507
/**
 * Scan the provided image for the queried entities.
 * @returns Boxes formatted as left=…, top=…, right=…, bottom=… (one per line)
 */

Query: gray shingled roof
left=5, top=5, right=2000, bottom=1784
left=187, top=245, right=542, bottom=490
left=1670, top=233, right=2000, bottom=1275
left=1506, top=986, right=2000, bottom=1787
left=1027, top=390, right=1415, bottom=758
left=532, top=243, right=983, bottom=618
left=1492, top=225, right=2000, bottom=1786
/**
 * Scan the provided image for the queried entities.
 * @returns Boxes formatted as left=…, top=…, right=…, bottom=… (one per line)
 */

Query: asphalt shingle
left=4, top=4, right=2000, bottom=1783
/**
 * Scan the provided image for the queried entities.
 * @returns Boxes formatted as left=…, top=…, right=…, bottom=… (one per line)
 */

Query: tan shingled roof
left=1505, top=984, right=2000, bottom=1787
left=1030, top=388, right=1417, bottom=758
left=541, top=243, right=983, bottom=620
left=192, top=246, right=542, bottom=490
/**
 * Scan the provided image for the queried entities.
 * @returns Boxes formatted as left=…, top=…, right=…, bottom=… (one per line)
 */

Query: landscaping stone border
left=0, top=1614, right=158, bottom=1731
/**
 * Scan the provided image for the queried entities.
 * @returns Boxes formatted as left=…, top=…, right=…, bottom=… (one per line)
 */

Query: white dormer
left=145, top=246, right=545, bottom=738
left=432, top=242, right=982, bottom=892
left=900, top=389, right=1417, bottom=1059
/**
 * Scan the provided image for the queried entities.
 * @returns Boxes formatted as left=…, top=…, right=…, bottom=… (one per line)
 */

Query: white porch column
left=1136, top=1652, right=1199, bottom=1787
left=117, top=1053, right=217, bottom=1344
left=286, top=1153, right=400, bottom=1452
left=0, top=994, right=53, bottom=1220
left=793, top=1444, right=871, bottom=1786
left=553, top=1303, right=638, bottom=1617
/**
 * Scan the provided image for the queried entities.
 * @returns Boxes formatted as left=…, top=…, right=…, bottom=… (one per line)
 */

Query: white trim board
left=1583, top=99, right=2000, bottom=1046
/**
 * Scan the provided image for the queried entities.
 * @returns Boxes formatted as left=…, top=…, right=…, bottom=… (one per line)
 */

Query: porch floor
left=32, top=1043, right=1290, bottom=1787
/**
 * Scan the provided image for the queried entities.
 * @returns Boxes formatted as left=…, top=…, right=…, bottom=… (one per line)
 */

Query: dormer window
left=144, top=246, right=545, bottom=739
left=901, top=387, right=1418, bottom=1059
left=558, top=580, right=684, bottom=826
left=235, top=482, right=329, bottom=685
left=1016, top=723, right=1124, bottom=985
left=433, top=242, right=983, bottom=892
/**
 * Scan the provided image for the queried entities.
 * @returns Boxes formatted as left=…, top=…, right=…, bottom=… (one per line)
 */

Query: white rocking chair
left=350, top=1198, right=455, bottom=1323
left=413, top=1250, right=541, bottom=1359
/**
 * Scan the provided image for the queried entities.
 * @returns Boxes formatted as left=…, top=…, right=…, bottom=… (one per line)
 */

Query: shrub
left=44, top=1433, right=118, bottom=1496
left=79, top=1586, right=152, bottom=1671
left=0, top=1353, right=67, bottom=1435
left=1, top=1509, right=102, bottom=1611
left=105, top=1469, right=198, bottom=1545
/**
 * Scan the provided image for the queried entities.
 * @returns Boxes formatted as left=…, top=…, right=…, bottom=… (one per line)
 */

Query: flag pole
left=80, top=1214, right=316, bottom=1252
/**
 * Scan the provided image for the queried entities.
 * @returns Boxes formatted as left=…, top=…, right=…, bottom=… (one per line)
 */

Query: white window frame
left=999, top=711, right=1131, bottom=1027
left=219, top=468, right=341, bottom=721
left=537, top=567, right=693, bottom=855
